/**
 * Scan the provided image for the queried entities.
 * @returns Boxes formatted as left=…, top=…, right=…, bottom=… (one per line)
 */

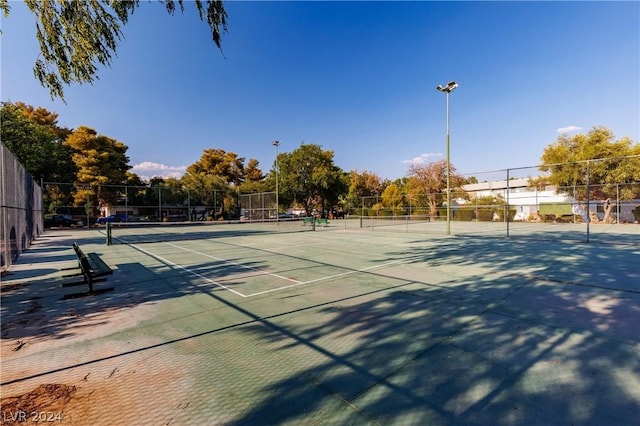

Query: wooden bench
left=63, top=242, right=114, bottom=297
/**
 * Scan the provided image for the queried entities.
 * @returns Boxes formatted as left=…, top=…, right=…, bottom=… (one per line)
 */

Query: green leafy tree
left=160, top=177, right=187, bottom=206
left=1, top=102, right=75, bottom=182
left=473, top=195, right=505, bottom=222
left=540, top=126, right=640, bottom=222
left=64, top=126, right=130, bottom=210
left=1, top=102, right=77, bottom=212
left=123, top=171, right=150, bottom=208
left=182, top=148, right=249, bottom=216
left=143, top=177, right=165, bottom=212
left=182, top=172, right=227, bottom=208
left=277, top=143, right=345, bottom=217
left=0, top=0, right=227, bottom=100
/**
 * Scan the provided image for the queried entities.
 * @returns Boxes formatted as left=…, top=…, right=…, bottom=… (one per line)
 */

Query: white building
left=462, top=178, right=584, bottom=221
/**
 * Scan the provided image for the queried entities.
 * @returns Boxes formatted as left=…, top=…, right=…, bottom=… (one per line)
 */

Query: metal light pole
left=273, top=140, right=281, bottom=224
left=436, top=81, right=458, bottom=235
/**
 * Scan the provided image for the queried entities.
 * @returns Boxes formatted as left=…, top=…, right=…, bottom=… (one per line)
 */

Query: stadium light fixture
left=436, top=81, right=458, bottom=235
left=273, top=140, right=281, bottom=225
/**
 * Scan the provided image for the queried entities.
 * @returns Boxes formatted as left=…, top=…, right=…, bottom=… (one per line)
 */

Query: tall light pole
left=273, top=140, right=281, bottom=224
left=436, top=81, right=458, bottom=235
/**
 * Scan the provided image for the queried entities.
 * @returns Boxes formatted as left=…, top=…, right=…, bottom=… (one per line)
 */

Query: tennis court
left=1, top=221, right=639, bottom=425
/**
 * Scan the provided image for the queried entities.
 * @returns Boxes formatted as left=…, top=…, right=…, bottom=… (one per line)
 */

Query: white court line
left=245, top=259, right=406, bottom=297
left=133, top=240, right=405, bottom=299
left=164, top=242, right=302, bottom=285
left=130, top=243, right=249, bottom=297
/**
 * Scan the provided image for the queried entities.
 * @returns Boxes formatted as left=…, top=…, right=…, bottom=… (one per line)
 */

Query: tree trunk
left=602, top=199, right=615, bottom=223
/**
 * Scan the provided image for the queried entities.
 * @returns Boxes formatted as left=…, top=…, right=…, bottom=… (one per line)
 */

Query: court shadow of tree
left=228, top=237, right=639, bottom=425
left=3, top=232, right=638, bottom=423
left=0, top=229, right=278, bottom=349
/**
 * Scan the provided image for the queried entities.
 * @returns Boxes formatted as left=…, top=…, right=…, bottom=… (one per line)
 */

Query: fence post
left=586, top=160, right=590, bottom=243
left=616, top=183, right=620, bottom=224
left=506, top=168, right=510, bottom=237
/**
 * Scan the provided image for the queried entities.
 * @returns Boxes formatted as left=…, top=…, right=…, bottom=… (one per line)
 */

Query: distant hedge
left=476, top=208, right=494, bottom=221
left=454, top=207, right=474, bottom=221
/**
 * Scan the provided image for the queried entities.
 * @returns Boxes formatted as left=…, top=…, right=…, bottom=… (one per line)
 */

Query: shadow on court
left=226, top=238, right=639, bottom=425
left=1, top=229, right=638, bottom=425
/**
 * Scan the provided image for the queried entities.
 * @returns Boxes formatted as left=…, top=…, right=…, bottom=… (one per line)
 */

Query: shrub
left=476, top=208, right=494, bottom=221
left=410, top=209, right=430, bottom=221
left=455, top=207, right=474, bottom=221
left=497, top=208, right=517, bottom=222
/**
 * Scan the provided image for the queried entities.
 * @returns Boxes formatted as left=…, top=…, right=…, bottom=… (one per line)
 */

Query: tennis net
left=102, top=218, right=313, bottom=245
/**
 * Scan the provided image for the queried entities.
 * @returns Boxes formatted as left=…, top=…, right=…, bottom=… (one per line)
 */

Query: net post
left=312, top=217, right=316, bottom=231
left=106, top=222, right=112, bottom=246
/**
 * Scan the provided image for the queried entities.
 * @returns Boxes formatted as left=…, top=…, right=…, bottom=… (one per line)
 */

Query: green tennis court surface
left=1, top=224, right=638, bottom=425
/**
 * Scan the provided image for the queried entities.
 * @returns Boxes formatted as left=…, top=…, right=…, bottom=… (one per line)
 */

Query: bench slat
left=87, top=253, right=113, bottom=277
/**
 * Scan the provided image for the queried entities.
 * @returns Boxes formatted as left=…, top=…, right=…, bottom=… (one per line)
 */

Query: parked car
left=269, top=213, right=294, bottom=219
left=96, top=214, right=125, bottom=224
left=44, top=214, right=75, bottom=228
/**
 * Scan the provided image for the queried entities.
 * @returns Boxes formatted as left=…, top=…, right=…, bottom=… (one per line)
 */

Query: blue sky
left=2, top=1, right=638, bottom=182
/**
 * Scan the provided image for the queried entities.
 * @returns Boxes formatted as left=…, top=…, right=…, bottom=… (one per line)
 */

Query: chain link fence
left=350, top=158, right=639, bottom=244
left=1, top=143, right=43, bottom=272
left=12, top=155, right=638, bottom=251
left=238, top=192, right=277, bottom=221
left=39, top=184, right=282, bottom=225
left=41, top=182, right=243, bottom=224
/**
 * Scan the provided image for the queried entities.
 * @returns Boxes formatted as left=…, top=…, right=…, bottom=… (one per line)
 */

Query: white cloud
left=556, top=125, right=582, bottom=134
left=130, top=161, right=187, bottom=181
left=403, top=152, right=442, bottom=165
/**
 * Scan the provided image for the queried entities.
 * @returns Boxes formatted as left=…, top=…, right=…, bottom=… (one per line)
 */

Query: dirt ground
left=1, top=384, right=76, bottom=425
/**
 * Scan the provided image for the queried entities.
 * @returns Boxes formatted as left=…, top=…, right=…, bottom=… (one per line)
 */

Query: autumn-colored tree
left=347, top=170, right=385, bottom=208
left=540, top=126, right=640, bottom=222
left=0, top=0, right=227, bottom=99
left=244, top=158, right=264, bottom=182
left=527, top=175, right=551, bottom=191
left=406, top=159, right=465, bottom=217
left=381, top=183, right=404, bottom=216
left=64, top=126, right=130, bottom=209
left=186, top=148, right=246, bottom=185
left=14, top=102, right=72, bottom=140
left=238, top=158, right=266, bottom=194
